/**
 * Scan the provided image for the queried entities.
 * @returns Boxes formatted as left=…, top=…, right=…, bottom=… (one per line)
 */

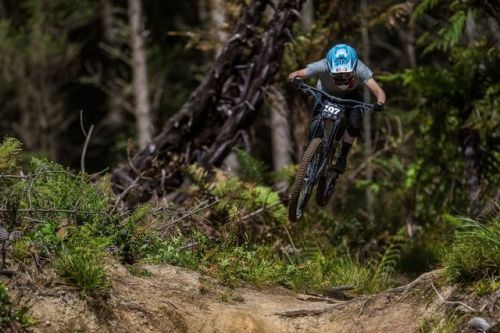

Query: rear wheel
left=288, top=138, right=323, bottom=222
left=316, top=170, right=339, bottom=207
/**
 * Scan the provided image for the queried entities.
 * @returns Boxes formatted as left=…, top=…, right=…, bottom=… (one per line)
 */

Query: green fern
left=411, top=0, right=440, bottom=22
left=423, top=9, right=467, bottom=54
left=372, top=233, right=405, bottom=289
left=298, top=238, right=323, bottom=264
left=234, top=149, right=268, bottom=184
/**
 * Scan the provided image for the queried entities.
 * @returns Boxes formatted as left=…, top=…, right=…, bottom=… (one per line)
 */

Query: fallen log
left=112, top=0, right=304, bottom=204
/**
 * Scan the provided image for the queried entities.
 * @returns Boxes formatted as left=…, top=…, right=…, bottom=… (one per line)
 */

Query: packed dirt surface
left=8, top=264, right=497, bottom=332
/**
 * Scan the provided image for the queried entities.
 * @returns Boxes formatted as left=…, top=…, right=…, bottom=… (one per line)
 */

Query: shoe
left=334, top=156, right=347, bottom=174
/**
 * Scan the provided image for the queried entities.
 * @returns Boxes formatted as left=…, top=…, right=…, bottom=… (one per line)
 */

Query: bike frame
left=308, top=112, right=344, bottom=185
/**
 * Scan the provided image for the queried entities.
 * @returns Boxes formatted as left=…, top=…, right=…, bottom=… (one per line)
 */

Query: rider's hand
left=373, top=102, right=384, bottom=112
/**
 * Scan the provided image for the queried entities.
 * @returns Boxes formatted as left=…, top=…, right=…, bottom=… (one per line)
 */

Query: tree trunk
left=460, top=129, right=481, bottom=216
left=112, top=0, right=305, bottom=202
left=102, top=0, right=123, bottom=129
left=128, top=0, right=152, bottom=148
left=465, top=10, right=477, bottom=45
left=268, top=85, right=292, bottom=191
left=301, top=0, right=314, bottom=30
left=360, top=0, right=374, bottom=222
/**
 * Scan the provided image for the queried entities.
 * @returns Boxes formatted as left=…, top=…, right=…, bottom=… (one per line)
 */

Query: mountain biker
left=288, top=43, right=386, bottom=174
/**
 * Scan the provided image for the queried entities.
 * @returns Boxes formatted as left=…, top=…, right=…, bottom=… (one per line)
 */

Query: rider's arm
left=364, top=78, right=386, bottom=105
left=288, top=68, right=308, bottom=81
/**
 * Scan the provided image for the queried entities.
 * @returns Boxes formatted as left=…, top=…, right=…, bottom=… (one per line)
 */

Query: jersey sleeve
left=305, top=59, right=328, bottom=78
left=356, top=60, right=373, bottom=82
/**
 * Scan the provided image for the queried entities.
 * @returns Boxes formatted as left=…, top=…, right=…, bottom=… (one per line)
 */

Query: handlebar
left=292, top=78, right=374, bottom=112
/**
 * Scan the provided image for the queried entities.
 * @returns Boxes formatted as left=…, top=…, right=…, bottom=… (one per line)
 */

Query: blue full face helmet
left=326, top=44, right=358, bottom=87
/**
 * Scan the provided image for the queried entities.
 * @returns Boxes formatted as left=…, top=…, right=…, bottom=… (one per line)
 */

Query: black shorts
left=310, top=89, right=363, bottom=138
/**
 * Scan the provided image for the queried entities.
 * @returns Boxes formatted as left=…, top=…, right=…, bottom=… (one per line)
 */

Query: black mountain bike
left=288, top=79, right=374, bottom=222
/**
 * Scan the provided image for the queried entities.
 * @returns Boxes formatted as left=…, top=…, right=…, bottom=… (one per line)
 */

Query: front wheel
left=288, top=138, right=323, bottom=222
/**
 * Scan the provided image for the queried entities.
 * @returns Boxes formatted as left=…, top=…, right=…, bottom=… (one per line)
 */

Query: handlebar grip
left=292, top=77, right=304, bottom=89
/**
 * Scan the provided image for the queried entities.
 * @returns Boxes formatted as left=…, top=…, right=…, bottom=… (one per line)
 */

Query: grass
left=127, top=265, right=154, bottom=278
left=473, top=277, right=500, bottom=296
left=143, top=235, right=400, bottom=294
left=443, top=216, right=500, bottom=283
left=419, top=314, right=462, bottom=333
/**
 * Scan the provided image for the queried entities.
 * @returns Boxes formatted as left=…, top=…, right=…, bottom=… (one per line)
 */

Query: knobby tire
left=288, top=138, right=323, bottom=222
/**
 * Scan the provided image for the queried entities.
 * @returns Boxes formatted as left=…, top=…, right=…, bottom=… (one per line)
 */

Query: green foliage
left=0, top=282, right=32, bottom=331
left=444, top=215, right=500, bottom=283
left=18, top=158, right=111, bottom=226
left=418, top=9, right=467, bottom=53
left=127, top=265, right=154, bottom=278
left=202, top=245, right=289, bottom=287
left=372, top=233, right=405, bottom=289
left=143, top=235, right=200, bottom=269
left=0, top=137, right=21, bottom=174
left=412, top=0, right=440, bottom=22
left=234, top=149, right=268, bottom=184
left=112, top=203, right=156, bottom=264
left=198, top=166, right=287, bottom=226
left=398, top=234, right=443, bottom=277
left=473, top=277, right=500, bottom=297
left=54, top=226, right=110, bottom=296
left=318, top=253, right=373, bottom=293
left=142, top=228, right=402, bottom=294
left=376, top=43, right=499, bottom=230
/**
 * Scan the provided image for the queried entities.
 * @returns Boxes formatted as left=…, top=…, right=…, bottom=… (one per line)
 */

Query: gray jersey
left=305, top=59, right=373, bottom=96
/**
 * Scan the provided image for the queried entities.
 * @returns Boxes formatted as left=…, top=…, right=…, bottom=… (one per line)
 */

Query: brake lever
left=352, top=104, right=373, bottom=113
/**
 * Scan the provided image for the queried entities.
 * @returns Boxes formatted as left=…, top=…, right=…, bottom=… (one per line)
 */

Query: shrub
left=17, top=158, right=111, bottom=227
left=53, top=226, right=110, bottom=296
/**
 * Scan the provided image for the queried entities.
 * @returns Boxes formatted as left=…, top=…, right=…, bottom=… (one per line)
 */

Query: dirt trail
left=19, top=264, right=458, bottom=332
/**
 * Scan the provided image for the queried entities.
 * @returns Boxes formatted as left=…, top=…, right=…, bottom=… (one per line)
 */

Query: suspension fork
left=321, top=119, right=342, bottom=173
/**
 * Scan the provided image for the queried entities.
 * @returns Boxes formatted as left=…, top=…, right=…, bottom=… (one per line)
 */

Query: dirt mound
left=8, top=264, right=497, bottom=332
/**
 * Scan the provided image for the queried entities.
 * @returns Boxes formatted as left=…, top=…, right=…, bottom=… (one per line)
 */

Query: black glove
left=292, top=77, right=304, bottom=89
left=373, top=102, right=384, bottom=112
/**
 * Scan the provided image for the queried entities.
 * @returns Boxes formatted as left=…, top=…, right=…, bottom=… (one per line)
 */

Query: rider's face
left=330, top=72, right=355, bottom=86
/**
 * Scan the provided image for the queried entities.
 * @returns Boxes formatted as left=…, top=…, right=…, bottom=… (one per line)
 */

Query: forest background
left=0, top=0, right=499, bottom=318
